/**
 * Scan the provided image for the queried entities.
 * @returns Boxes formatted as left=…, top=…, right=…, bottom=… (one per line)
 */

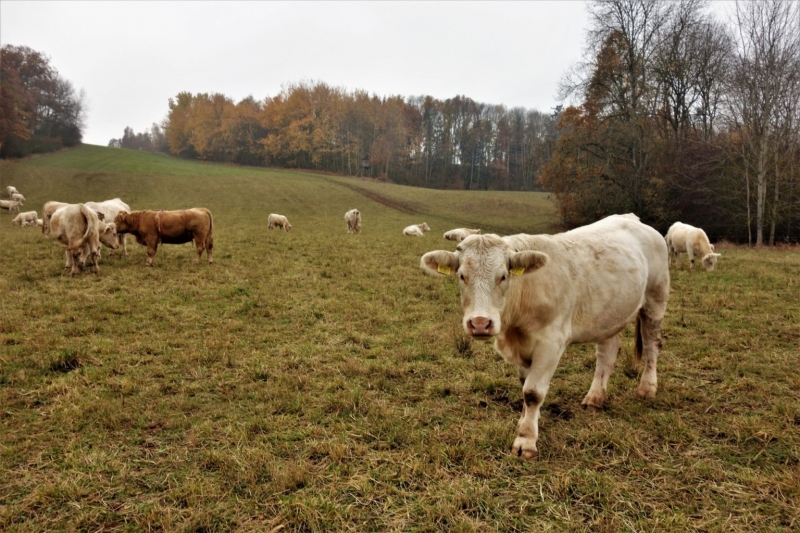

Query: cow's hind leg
left=636, top=305, right=666, bottom=400
left=582, top=334, right=620, bottom=411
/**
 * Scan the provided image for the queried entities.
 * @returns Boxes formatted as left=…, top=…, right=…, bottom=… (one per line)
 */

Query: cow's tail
left=205, top=209, right=214, bottom=251
left=634, top=311, right=644, bottom=365
left=66, top=204, right=94, bottom=251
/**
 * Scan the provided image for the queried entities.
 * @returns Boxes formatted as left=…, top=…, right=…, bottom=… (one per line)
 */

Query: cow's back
left=503, top=215, right=669, bottom=343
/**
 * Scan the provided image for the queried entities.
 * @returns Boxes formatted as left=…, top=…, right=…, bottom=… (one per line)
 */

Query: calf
left=665, top=222, right=721, bottom=271
left=12, top=211, right=38, bottom=227
left=0, top=200, right=21, bottom=214
left=345, top=209, right=361, bottom=234
left=403, top=222, right=431, bottom=237
left=443, top=228, right=481, bottom=242
left=421, top=214, right=670, bottom=459
left=268, top=213, right=292, bottom=231
left=114, top=208, right=214, bottom=266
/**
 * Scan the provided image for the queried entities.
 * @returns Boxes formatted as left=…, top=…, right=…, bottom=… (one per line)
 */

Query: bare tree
left=727, top=0, right=800, bottom=245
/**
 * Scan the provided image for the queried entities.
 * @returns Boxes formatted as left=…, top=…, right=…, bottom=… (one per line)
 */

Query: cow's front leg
left=582, top=334, right=620, bottom=410
left=146, top=239, right=159, bottom=267
left=511, top=340, right=565, bottom=460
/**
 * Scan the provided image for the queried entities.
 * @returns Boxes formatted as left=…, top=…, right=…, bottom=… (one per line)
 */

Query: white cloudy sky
left=1, top=1, right=735, bottom=147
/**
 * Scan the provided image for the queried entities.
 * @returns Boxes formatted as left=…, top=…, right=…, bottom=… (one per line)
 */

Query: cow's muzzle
left=467, top=316, right=495, bottom=337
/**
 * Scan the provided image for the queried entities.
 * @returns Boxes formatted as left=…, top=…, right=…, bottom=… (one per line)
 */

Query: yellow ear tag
left=510, top=267, right=525, bottom=276
left=437, top=264, right=451, bottom=275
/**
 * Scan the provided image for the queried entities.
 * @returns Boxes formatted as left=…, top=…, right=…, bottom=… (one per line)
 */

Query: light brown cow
left=665, top=222, right=721, bottom=271
left=403, top=222, right=431, bottom=237
left=12, top=211, right=38, bottom=227
left=345, top=209, right=361, bottom=234
left=49, top=204, right=104, bottom=275
left=421, top=214, right=670, bottom=459
left=268, top=213, right=292, bottom=231
left=443, top=228, right=481, bottom=242
left=114, top=208, right=214, bottom=266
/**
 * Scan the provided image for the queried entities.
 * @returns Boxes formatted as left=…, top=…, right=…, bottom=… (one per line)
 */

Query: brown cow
left=114, top=208, right=214, bottom=266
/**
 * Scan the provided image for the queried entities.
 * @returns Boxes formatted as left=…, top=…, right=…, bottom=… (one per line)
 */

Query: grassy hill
left=0, top=146, right=798, bottom=532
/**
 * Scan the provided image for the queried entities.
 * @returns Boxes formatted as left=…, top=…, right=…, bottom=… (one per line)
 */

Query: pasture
left=0, top=145, right=798, bottom=532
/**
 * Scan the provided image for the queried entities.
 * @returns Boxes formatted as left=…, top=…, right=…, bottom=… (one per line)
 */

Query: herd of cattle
left=4, top=183, right=725, bottom=458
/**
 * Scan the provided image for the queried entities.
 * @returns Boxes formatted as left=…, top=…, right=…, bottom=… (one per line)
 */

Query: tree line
left=114, top=85, right=558, bottom=191
left=0, top=45, right=86, bottom=158
left=541, top=0, right=800, bottom=245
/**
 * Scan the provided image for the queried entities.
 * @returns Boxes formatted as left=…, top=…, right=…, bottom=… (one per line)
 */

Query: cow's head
left=113, top=212, right=132, bottom=233
left=421, top=223, right=430, bottom=232
left=421, top=234, right=549, bottom=337
left=99, top=222, right=119, bottom=249
left=702, top=253, right=721, bottom=271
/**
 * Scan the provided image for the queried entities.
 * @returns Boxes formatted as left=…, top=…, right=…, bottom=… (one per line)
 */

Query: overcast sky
left=1, top=1, right=734, bottom=147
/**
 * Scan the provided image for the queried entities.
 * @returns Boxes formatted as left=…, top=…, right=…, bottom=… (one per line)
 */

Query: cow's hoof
left=511, top=437, right=537, bottom=460
left=581, top=392, right=606, bottom=410
left=635, top=385, right=657, bottom=400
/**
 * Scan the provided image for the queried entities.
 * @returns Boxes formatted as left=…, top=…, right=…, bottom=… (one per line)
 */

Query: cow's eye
left=500, top=275, right=506, bottom=282
left=460, top=274, right=465, bottom=281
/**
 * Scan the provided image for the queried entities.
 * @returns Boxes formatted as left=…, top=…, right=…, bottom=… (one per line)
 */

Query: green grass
left=0, top=145, right=798, bottom=532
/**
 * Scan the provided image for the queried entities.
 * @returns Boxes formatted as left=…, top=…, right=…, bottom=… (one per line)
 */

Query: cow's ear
left=509, top=250, right=549, bottom=276
left=420, top=250, right=459, bottom=277
left=105, top=223, right=116, bottom=233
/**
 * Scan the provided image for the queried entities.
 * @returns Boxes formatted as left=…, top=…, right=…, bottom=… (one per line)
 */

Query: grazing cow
left=114, top=208, right=214, bottom=266
left=345, top=209, right=361, bottom=234
left=444, top=228, right=482, bottom=242
left=6, top=186, right=19, bottom=197
left=10, top=193, right=25, bottom=205
left=403, top=222, right=431, bottom=237
left=42, top=201, right=70, bottom=235
left=86, top=198, right=131, bottom=254
left=49, top=204, right=104, bottom=275
left=665, top=222, right=721, bottom=271
left=268, top=213, right=292, bottom=231
left=12, top=211, right=38, bottom=227
left=60, top=220, right=120, bottom=271
left=0, top=200, right=21, bottom=214
left=420, top=214, right=670, bottom=459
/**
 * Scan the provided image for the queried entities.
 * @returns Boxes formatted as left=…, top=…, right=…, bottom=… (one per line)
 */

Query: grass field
left=0, top=145, right=798, bottom=532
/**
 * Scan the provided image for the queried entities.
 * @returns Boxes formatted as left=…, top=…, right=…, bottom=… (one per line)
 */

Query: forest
left=0, top=45, right=86, bottom=158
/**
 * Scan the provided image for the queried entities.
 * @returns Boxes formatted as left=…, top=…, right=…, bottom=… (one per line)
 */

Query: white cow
left=36, top=218, right=43, bottom=227
left=42, top=201, right=70, bottom=235
left=0, top=200, right=22, bottom=214
left=403, top=222, right=431, bottom=237
left=345, top=209, right=361, bottom=234
left=85, top=198, right=131, bottom=254
left=10, top=193, right=25, bottom=205
left=665, top=222, right=721, bottom=271
left=268, top=213, right=292, bottom=231
left=12, top=211, right=38, bottom=227
left=50, top=204, right=105, bottom=275
left=443, top=228, right=481, bottom=242
left=6, top=186, right=19, bottom=197
left=421, top=214, right=670, bottom=459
